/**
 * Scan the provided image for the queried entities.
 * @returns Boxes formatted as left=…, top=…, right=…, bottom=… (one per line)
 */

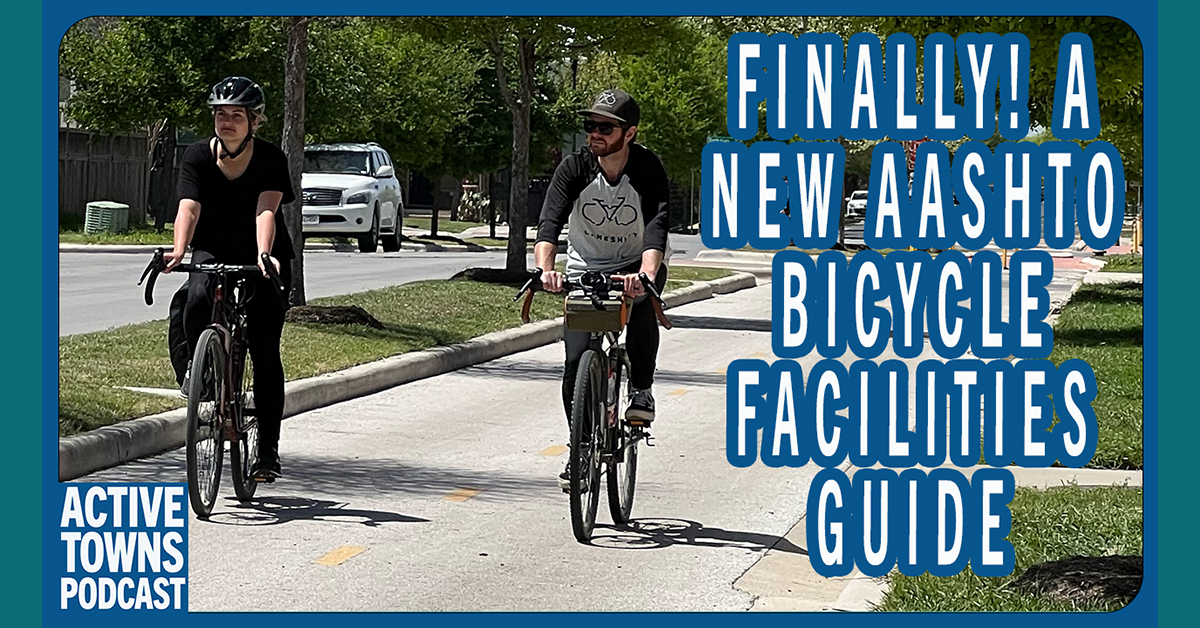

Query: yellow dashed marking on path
left=539, top=445, right=568, bottom=457
left=443, top=487, right=482, bottom=502
left=667, top=389, right=689, bottom=397
left=751, top=351, right=770, bottom=358
left=315, top=546, right=366, bottom=566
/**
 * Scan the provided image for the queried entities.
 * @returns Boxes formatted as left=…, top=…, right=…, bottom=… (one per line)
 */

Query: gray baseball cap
left=577, top=88, right=640, bottom=126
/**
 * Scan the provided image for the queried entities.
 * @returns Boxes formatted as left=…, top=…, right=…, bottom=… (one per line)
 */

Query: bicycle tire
left=229, top=347, right=258, bottom=502
left=569, top=349, right=604, bottom=542
left=606, top=356, right=637, bottom=524
left=186, top=328, right=226, bottom=518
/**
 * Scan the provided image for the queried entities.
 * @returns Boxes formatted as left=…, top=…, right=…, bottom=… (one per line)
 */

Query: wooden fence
left=59, top=129, right=148, bottom=221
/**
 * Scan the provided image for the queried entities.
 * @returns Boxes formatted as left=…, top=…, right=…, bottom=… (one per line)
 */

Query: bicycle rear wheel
left=569, top=349, right=604, bottom=542
left=606, top=357, right=637, bottom=524
left=229, top=347, right=258, bottom=502
left=186, top=328, right=226, bottom=518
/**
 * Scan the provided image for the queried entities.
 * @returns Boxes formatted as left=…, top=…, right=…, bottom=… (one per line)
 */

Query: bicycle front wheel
left=569, top=349, right=604, bottom=543
left=186, top=328, right=226, bottom=518
left=607, top=357, right=637, bottom=524
left=229, top=347, right=258, bottom=502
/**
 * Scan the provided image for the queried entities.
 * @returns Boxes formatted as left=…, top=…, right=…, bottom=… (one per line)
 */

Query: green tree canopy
left=60, top=17, right=480, bottom=175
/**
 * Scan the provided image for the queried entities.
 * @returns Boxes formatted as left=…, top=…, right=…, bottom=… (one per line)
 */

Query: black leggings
left=182, top=249, right=291, bottom=461
left=561, top=262, right=668, bottom=421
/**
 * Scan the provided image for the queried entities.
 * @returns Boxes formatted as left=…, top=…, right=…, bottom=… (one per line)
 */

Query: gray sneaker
left=626, top=389, right=655, bottom=425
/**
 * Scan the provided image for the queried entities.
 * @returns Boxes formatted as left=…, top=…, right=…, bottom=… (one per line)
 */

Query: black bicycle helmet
left=208, top=76, right=265, bottom=115
left=207, top=76, right=265, bottom=159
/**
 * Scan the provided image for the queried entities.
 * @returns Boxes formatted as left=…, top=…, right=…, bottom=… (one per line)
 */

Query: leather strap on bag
left=651, top=297, right=672, bottom=330
left=520, top=290, right=535, bottom=324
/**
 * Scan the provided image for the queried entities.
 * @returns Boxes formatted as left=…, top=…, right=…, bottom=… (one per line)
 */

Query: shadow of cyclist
left=588, top=518, right=806, bottom=556
left=207, top=495, right=429, bottom=528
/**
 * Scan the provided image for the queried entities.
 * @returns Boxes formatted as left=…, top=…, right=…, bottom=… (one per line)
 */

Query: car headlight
left=345, top=191, right=371, bottom=205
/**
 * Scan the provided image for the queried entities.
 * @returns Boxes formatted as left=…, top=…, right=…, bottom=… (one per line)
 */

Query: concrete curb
left=59, top=242, right=513, bottom=255
left=59, top=275, right=758, bottom=480
left=707, top=272, right=757, bottom=295
left=693, top=249, right=777, bottom=265
left=60, top=243, right=165, bottom=254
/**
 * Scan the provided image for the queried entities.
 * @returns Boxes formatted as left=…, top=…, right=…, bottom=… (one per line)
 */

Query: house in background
left=58, top=76, right=151, bottom=227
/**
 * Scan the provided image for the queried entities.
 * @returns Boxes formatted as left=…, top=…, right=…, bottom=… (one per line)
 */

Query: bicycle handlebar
left=513, top=268, right=672, bottom=329
left=138, top=248, right=287, bottom=308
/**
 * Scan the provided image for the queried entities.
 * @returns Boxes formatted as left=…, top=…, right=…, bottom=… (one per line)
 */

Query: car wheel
left=358, top=208, right=379, bottom=253
left=381, top=228, right=401, bottom=252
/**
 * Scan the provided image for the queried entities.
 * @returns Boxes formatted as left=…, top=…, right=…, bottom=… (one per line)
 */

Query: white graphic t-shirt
left=537, top=143, right=671, bottom=280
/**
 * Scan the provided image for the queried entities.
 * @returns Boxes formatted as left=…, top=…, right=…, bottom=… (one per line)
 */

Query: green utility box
left=84, top=201, right=130, bottom=235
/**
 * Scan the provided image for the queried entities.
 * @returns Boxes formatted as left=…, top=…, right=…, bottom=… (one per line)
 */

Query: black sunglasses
left=583, top=120, right=626, bottom=135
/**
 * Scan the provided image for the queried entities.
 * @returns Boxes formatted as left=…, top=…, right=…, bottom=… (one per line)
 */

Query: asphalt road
left=58, top=234, right=712, bottom=337
left=58, top=250, right=513, bottom=336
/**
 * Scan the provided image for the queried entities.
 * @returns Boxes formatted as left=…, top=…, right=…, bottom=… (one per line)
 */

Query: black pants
left=181, top=249, right=291, bottom=462
left=561, top=262, right=668, bottom=421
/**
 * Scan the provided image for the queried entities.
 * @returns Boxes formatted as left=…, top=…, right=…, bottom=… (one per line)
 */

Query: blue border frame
left=39, top=2, right=1160, bottom=625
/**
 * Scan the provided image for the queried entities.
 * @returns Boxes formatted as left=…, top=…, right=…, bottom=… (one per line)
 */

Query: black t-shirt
left=176, top=137, right=297, bottom=263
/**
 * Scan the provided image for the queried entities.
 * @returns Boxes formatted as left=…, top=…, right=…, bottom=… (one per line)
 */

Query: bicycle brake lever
left=260, top=252, right=288, bottom=308
left=638, top=273, right=663, bottom=303
left=139, top=248, right=165, bottom=306
left=513, top=268, right=543, bottom=302
left=138, top=248, right=165, bottom=287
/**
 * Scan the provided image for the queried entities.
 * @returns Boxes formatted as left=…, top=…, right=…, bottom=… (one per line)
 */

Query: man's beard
left=590, top=132, right=627, bottom=157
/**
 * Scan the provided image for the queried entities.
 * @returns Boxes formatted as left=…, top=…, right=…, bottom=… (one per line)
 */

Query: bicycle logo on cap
left=597, top=91, right=617, bottom=106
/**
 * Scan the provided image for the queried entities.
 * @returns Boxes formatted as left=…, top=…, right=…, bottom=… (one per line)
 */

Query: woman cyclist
left=164, top=76, right=296, bottom=481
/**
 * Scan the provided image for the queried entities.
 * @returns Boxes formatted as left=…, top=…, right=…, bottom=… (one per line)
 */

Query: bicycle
left=139, top=248, right=287, bottom=518
left=514, top=268, right=672, bottom=542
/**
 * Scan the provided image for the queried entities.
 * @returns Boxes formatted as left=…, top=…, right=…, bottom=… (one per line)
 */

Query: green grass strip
left=1049, top=282, right=1143, bottom=469
left=876, top=485, right=1142, bottom=612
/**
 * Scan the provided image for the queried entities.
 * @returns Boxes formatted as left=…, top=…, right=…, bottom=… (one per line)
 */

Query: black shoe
left=251, top=458, right=282, bottom=482
left=558, top=451, right=591, bottom=494
left=179, top=366, right=191, bottom=399
left=626, top=389, right=656, bottom=425
left=558, top=462, right=571, bottom=493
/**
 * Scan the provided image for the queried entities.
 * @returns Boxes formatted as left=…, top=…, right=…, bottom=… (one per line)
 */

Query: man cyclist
left=164, top=76, right=295, bottom=481
left=534, top=88, right=671, bottom=490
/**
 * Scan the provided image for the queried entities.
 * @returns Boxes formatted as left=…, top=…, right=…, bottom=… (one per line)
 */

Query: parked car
left=845, top=190, right=869, bottom=218
left=301, top=143, right=404, bottom=252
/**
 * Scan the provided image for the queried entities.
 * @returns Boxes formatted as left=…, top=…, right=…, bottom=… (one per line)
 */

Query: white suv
left=301, top=143, right=404, bottom=252
left=845, top=190, right=869, bottom=219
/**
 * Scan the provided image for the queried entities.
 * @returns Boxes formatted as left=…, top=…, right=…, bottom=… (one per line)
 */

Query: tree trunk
left=837, top=137, right=851, bottom=249
left=429, top=176, right=441, bottom=236
left=281, top=16, right=308, bottom=306
left=507, top=105, right=532, bottom=272
left=150, top=121, right=176, bottom=232
left=487, top=32, right=536, bottom=273
left=504, top=36, right=536, bottom=273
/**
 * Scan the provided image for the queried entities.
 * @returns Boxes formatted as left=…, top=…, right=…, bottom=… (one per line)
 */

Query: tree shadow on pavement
left=667, top=315, right=772, bottom=333
left=270, top=453, right=554, bottom=502
left=207, top=495, right=430, bottom=528
left=588, top=518, right=806, bottom=556
left=462, top=362, right=728, bottom=388
left=75, top=450, right=555, bottom=503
